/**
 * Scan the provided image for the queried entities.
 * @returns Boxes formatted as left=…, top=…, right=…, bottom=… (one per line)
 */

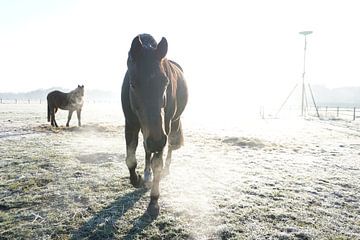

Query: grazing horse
left=121, top=34, right=188, bottom=216
left=47, top=85, right=84, bottom=127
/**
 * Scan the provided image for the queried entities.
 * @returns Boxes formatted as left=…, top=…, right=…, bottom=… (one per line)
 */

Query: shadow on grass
left=71, top=188, right=149, bottom=240
left=124, top=212, right=155, bottom=240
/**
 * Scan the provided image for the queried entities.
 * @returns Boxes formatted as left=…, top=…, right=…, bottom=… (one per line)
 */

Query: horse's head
left=127, top=35, right=169, bottom=153
left=75, top=85, right=84, bottom=98
left=72, top=85, right=84, bottom=104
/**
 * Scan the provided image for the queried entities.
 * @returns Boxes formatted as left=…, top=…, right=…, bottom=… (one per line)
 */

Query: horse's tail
left=47, top=102, right=50, bottom=122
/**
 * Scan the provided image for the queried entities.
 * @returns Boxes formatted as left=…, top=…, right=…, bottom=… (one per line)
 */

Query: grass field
left=1, top=103, right=360, bottom=239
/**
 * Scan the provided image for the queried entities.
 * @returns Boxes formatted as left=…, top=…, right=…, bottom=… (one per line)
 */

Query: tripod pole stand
left=275, top=31, right=320, bottom=119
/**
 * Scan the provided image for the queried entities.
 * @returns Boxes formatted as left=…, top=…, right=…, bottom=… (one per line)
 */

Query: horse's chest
left=60, top=100, right=83, bottom=110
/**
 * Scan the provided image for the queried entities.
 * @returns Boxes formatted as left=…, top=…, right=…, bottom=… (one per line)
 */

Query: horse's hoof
left=130, top=174, right=144, bottom=188
left=146, top=202, right=160, bottom=219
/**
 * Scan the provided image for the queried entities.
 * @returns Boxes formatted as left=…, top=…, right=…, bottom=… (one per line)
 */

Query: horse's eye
left=130, top=82, right=136, bottom=89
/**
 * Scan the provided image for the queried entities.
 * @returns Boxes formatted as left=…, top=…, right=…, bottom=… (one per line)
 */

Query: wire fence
left=309, top=106, right=359, bottom=121
left=259, top=105, right=360, bottom=121
left=0, top=99, right=46, bottom=104
left=2, top=99, right=359, bottom=121
left=0, top=99, right=121, bottom=104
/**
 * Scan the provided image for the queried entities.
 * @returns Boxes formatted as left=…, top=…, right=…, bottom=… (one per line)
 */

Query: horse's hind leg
left=163, top=147, right=173, bottom=176
left=49, top=107, right=56, bottom=127
left=66, top=110, right=74, bottom=127
left=163, top=119, right=183, bottom=176
left=53, top=115, right=58, bottom=127
left=52, top=107, right=58, bottom=127
left=125, top=123, right=142, bottom=187
left=50, top=108, right=54, bottom=126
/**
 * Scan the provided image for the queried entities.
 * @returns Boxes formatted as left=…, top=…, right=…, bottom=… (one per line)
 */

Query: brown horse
left=121, top=34, right=188, bottom=217
left=47, top=85, right=84, bottom=127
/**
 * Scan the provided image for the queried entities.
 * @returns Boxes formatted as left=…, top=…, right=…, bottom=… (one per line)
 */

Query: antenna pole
left=299, top=31, right=312, bottom=117
left=301, top=35, right=307, bottom=116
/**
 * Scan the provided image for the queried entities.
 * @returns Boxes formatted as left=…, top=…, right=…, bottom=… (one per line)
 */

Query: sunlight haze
left=1, top=0, right=360, bottom=112
left=2, top=2, right=360, bottom=238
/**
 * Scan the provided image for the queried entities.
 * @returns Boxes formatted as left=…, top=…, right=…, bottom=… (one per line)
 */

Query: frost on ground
left=1, top=103, right=360, bottom=239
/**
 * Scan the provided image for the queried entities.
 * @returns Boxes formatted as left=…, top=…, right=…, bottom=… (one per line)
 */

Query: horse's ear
left=78, top=85, right=80, bottom=88
left=130, top=35, right=142, bottom=60
left=156, top=37, right=168, bottom=60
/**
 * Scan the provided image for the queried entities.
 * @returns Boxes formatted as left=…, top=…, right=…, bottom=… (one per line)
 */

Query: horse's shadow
left=71, top=187, right=154, bottom=240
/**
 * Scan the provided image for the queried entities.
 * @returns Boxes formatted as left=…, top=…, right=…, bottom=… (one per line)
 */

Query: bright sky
left=1, top=0, right=360, bottom=111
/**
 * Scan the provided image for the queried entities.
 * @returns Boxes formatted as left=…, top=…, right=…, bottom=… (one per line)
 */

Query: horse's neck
left=69, top=89, right=79, bottom=97
left=68, top=90, right=83, bottom=106
left=66, top=91, right=77, bottom=103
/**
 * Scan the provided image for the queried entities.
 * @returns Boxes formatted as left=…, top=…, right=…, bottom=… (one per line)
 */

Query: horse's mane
left=169, top=60, right=183, bottom=72
left=69, top=88, right=79, bottom=95
left=68, top=87, right=83, bottom=102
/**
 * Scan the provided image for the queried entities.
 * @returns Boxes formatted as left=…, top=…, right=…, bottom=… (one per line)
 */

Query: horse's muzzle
left=146, top=135, right=167, bottom=153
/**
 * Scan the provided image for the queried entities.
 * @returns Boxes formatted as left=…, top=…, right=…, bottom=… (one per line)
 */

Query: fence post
left=15, top=99, right=17, bottom=104
left=259, top=106, right=265, bottom=119
left=354, top=107, right=356, bottom=121
left=0, top=98, right=2, bottom=104
left=325, top=106, right=328, bottom=117
left=28, top=99, right=30, bottom=104
left=336, top=107, right=339, bottom=117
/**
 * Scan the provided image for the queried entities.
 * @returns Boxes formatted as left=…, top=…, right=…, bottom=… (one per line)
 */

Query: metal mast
left=299, top=31, right=313, bottom=116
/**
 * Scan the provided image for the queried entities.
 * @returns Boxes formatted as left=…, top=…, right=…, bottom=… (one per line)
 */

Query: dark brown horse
left=47, top=85, right=84, bottom=127
left=121, top=34, right=188, bottom=216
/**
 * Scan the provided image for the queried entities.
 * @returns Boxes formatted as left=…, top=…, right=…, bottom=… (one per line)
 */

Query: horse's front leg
left=66, top=110, right=74, bottom=127
left=144, top=151, right=152, bottom=187
left=76, top=108, right=82, bottom=127
left=147, top=150, right=163, bottom=218
left=125, top=124, right=142, bottom=188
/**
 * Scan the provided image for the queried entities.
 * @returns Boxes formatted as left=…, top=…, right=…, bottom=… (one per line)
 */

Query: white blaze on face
left=161, top=107, right=166, bottom=133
